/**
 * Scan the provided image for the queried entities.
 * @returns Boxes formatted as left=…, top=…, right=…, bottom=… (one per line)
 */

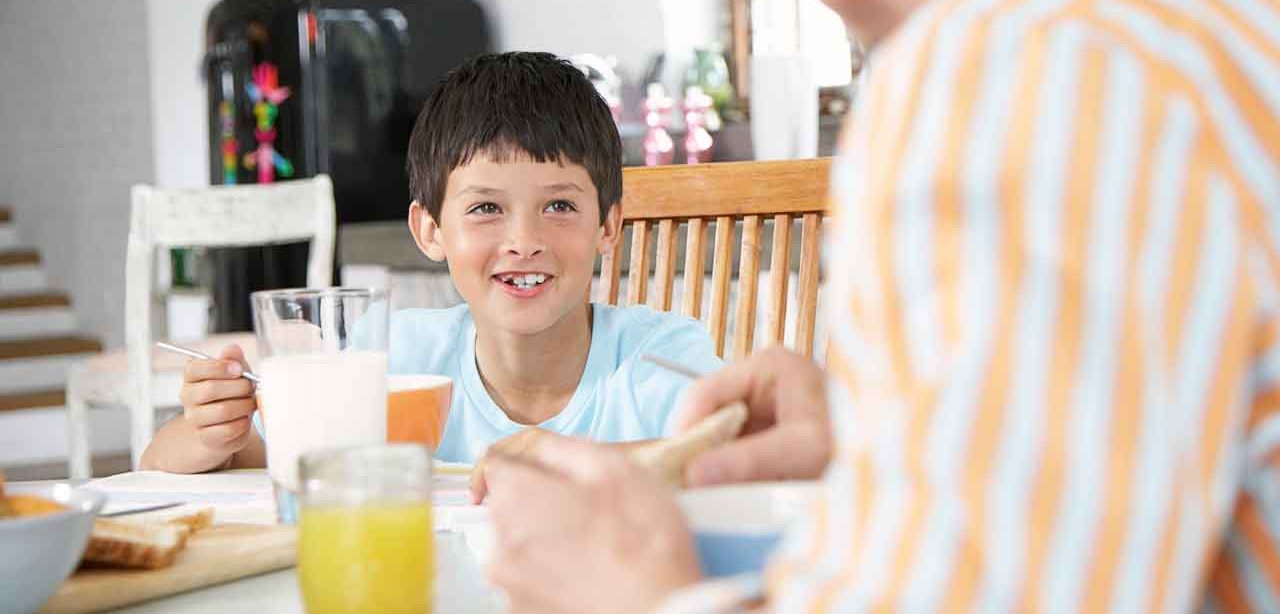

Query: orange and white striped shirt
left=753, top=0, right=1280, bottom=612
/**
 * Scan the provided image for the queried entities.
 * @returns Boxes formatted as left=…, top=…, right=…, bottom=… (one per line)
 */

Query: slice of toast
left=82, top=518, right=190, bottom=570
left=126, top=506, right=215, bottom=534
left=627, top=402, right=749, bottom=487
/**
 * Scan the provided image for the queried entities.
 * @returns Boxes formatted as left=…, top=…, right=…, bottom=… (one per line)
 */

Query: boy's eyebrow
left=542, top=182, right=585, bottom=193
left=454, top=185, right=506, bottom=197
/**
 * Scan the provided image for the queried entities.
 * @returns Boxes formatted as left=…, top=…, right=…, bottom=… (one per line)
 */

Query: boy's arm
left=140, top=415, right=264, bottom=473
left=140, top=417, right=234, bottom=473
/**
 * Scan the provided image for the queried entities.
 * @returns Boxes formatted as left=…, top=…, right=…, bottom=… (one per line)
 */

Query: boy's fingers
left=183, top=358, right=243, bottom=384
left=187, top=398, right=257, bottom=427
left=217, top=344, right=250, bottom=372
left=180, top=378, right=255, bottom=407
left=197, top=416, right=252, bottom=448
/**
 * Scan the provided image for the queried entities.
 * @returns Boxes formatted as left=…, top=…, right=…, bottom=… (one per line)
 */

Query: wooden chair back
left=596, top=159, right=830, bottom=359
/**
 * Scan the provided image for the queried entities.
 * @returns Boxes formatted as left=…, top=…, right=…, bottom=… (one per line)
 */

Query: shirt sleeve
left=1202, top=266, right=1280, bottom=612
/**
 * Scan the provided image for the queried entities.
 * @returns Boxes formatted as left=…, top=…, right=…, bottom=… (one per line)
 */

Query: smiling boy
left=141, top=52, right=722, bottom=471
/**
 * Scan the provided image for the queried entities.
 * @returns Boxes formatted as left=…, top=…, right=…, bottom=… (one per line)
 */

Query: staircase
left=0, top=205, right=130, bottom=475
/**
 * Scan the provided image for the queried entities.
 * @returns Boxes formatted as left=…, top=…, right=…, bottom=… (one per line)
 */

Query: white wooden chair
left=65, top=176, right=336, bottom=477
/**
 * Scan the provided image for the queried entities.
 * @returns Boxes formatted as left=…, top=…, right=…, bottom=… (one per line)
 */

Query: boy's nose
left=504, top=221, right=547, bottom=258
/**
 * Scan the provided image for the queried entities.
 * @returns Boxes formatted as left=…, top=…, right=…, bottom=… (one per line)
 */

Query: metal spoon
left=155, top=341, right=261, bottom=384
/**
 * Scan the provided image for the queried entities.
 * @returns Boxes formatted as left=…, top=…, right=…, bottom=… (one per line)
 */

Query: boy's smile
left=410, top=152, right=621, bottom=336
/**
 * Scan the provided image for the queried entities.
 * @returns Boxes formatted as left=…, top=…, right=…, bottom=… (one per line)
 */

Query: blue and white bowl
left=678, top=482, right=818, bottom=577
left=0, top=484, right=105, bottom=614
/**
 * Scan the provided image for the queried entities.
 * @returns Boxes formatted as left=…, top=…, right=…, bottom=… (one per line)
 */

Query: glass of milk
left=251, top=287, right=390, bottom=524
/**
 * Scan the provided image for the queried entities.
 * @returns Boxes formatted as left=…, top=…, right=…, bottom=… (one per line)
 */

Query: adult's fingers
left=522, top=432, right=630, bottom=484
left=672, top=356, right=776, bottom=433
left=683, top=421, right=831, bottom=486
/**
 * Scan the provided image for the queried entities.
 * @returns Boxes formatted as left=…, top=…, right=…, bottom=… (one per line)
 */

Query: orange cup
left=386, top=375, right=453, bottom=449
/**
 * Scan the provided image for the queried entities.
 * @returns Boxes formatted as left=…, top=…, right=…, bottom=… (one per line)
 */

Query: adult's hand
left=674, top=348, right=832, bottom=486
left=484, top=433, right=702, bottom=614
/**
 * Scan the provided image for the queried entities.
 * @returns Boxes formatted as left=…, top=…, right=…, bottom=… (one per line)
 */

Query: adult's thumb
left=684, top=425, right=828, bottom=487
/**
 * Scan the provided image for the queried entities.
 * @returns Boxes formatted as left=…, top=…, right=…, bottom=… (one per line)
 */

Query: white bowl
left=678, top=482, right=818, bottom=577
left=0, top=484, right=105, bottom=614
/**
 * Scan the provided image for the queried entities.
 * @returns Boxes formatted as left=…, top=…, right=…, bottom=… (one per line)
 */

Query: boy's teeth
left=503, top=273, right=547, bottom=288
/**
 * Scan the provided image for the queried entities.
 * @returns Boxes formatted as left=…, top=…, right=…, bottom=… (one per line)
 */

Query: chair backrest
left=597, top=159, right=830, bottom=360
left=124, top=175, right=336, bottom=462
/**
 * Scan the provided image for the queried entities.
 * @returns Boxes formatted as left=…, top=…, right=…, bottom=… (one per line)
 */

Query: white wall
left=0, top=0, right=155, bottom=349
left=147, top=0, right=218, bottom=189
left=479, top=0, right=668, bottom=82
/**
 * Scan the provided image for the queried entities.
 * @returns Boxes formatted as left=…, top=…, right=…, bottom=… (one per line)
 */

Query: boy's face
left=409, top=153, right=622, bottom=336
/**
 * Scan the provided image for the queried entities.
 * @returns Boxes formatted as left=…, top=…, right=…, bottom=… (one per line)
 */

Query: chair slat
left=650, top=219, right=678, bottom=311
left=708, top=216, right=735, bottom=357
left=795, top=213, right=822, bottom=357
left=733, top=215, right=762, bottom=361
left=627, top=220, right=651, bottom=306
left=682, top=218, right=708, bottom=319
left=765, top=214, right=792, bottom=346
left=598, top=229, right=624, bottom=305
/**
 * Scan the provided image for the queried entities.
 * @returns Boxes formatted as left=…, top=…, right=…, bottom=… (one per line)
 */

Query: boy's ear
left=408, top=201, right=447, bottom=262
left=597, top=203, right=623, bottom=255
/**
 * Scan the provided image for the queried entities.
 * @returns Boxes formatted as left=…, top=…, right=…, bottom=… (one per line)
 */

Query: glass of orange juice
left=298, top=443, right=434, bottom=614
left=387, top=375, right=452, bottom=449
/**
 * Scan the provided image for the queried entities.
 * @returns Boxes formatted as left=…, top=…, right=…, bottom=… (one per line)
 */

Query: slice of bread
left=127, top=506, right=215, bottom=534
left=83, top=518, right=190, bottom=570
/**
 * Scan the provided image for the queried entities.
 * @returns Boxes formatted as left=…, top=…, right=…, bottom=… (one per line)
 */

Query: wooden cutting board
left=38, top=523, right=297, bottom=614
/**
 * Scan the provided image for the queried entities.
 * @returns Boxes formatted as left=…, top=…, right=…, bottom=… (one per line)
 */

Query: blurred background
left=0, top=0, right=857, bottom=479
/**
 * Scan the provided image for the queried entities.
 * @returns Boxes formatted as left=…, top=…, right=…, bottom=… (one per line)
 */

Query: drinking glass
left=251, top=287, right=389, bottom=523
left=298, top=443, right=434, bottom=614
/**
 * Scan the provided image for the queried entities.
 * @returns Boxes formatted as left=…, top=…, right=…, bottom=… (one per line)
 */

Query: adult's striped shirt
left=757, top=0, right=1280, bottom=612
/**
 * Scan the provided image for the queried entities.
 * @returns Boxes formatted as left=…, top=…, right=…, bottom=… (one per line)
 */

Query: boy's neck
left=473, top=303, right=594, bottom=425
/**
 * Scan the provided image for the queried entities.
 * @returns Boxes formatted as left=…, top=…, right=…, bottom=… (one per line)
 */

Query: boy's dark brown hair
left=406, top=52, right=623, bottom=224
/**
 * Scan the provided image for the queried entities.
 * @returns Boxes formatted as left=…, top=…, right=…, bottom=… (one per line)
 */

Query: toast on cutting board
left=82, top=506, right=215, bottom=570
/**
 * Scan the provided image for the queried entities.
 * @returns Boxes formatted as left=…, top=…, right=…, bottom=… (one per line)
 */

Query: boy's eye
left=467, top=202, right=501, bottom=215
left=545, top=200, right=577, bottom=214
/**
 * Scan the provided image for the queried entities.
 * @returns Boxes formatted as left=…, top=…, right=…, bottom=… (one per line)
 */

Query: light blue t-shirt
left=389, top=303, right=722, bottom=463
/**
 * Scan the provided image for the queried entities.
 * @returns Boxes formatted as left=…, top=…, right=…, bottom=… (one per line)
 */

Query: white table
left=112, top=532, right=502, bottom=614
left=21, top=470, right=503, bottom=613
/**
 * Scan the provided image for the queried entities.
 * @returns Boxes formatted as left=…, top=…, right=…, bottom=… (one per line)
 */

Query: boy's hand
left=176, top=344, right=258, bottom=463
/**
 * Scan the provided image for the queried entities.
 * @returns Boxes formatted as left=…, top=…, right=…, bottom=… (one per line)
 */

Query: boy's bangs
left=450, top=132, right=586, bottom=176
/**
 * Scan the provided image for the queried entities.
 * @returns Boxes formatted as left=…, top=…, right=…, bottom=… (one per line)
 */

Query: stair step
left=0, top=249, right=39, bottom=267
left=0, top=389, right=64, bottom=413
left=0, top=224, right=16, bottom=250
left=0, top=292, right=70, bottom=310
left=0, top=265, right=47, bottom=293
left=0, top=294, right=76, bottom=340
left=0, top=335, right=102, bottom=360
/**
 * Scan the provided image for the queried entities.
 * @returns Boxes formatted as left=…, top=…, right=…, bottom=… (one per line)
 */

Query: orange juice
left=298, top=501, right=434, bottom=614
left=387, top=375, right=452, bottom=448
